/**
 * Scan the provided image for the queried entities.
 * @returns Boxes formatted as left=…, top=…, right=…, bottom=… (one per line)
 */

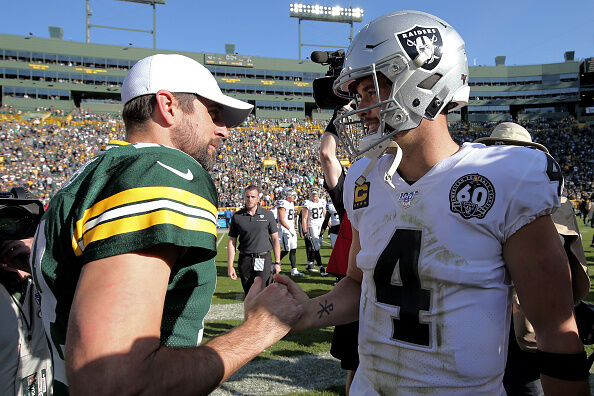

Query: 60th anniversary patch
left=449, top=174, right=495, bottom=219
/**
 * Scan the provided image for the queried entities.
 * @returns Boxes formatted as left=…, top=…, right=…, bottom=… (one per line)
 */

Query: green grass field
left=206, top=221, right=594, bottom=394
left=206, top=231, right=344, bottom=395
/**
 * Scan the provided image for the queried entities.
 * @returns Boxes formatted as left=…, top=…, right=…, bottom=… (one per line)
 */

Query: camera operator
left=0, top=187, right=52, bottom=395
left=312, top=50, right=359, bottom=395
left=1, top=238, right=33, bottom=272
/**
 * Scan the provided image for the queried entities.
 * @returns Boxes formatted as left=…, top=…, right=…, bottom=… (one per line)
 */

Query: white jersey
left=304, top=199, right=326, bottom=230
left=344, top=143, right=561, bottom=395
left=277, top=199, right=296, bottom=233
left=327, top=201, right=340, bottom=229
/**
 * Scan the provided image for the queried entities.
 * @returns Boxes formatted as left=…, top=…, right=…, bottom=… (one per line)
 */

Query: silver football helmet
left=280, top=187, right=296, bottom=200
left=332, top=10, right=470, bottom=160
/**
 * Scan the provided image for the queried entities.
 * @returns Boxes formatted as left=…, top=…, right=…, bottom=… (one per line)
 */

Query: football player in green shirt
left=31, top=54, right=303, bottom=395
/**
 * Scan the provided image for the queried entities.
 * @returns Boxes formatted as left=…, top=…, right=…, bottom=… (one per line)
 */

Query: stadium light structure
left=289, top=3, right=364, bottom=60
left=86, top=0, right=166, bottom=50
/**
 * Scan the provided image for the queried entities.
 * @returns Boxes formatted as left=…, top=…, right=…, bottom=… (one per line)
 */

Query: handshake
left=242, top=275, right=308, bottom=343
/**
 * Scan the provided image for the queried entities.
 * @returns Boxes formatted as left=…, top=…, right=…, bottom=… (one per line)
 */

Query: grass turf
left=207, top=231, right=345, bottom=395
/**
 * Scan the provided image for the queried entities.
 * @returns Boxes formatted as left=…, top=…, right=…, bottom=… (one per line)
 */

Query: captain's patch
left=353, top=182, right=370, bottom=209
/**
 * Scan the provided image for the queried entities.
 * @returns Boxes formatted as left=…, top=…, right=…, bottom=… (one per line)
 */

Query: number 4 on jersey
left=373, top=228, right=431, bottom=347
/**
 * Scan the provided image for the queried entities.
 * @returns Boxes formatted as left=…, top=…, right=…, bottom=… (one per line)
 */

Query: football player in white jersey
left=279, top=10, right=588, bottom=395
left=277, top=188, right=303, bottom=276
left=321, top=200, right=341, bottom=247
left=301, top=188, right=328, bottom=275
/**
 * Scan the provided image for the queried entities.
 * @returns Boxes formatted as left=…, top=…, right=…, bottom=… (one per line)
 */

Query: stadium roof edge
left=0, top=33, right=327, bottom=72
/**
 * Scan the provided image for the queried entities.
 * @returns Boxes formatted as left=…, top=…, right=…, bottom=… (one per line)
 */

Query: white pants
left=308, top=226, right=322, bottom=251
left=280, top=228, right=297, bottom=250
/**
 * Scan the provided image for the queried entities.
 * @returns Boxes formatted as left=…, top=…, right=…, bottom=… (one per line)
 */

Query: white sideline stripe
left=217, top=233, right=225, bottom=247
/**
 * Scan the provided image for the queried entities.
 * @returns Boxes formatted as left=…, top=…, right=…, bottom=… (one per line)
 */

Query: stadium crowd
left=1, top=105, right=593, bottom=205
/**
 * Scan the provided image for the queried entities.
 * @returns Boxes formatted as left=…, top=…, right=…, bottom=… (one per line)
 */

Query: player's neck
left=396, top=117, right=459, bottom=181
left=127, top=123, right=174, bottom=147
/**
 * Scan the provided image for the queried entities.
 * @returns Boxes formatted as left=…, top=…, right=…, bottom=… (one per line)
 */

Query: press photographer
left=0, top=186, right=52, bottom=396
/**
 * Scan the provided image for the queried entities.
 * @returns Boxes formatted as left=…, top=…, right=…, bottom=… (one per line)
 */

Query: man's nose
left=215, top=125, right=229, bottom=139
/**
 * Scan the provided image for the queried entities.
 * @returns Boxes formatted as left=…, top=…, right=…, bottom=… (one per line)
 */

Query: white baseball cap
left=121, top=53, right=253, bottom=127
left=474, top=122, right=549, bottom=154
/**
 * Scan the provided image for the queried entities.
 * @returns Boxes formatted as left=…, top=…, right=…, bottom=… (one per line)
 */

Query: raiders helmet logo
left=396, top=25, right=442, bottom=70
left=449, top=174, right=495, bottom=219
left=353, top=182, right=370, bottom=209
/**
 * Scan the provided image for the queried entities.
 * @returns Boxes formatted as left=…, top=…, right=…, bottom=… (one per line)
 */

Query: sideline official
left=228, top=185, right=281, bottom=294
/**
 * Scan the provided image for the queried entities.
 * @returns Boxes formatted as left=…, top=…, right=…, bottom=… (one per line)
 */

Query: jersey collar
left=102, top=140, right=130, bottom=151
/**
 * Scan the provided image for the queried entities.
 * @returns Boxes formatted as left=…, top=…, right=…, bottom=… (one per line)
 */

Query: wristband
left=536, top=350, right=590, bottom=381
left=272, top=262, right=280, bottom=266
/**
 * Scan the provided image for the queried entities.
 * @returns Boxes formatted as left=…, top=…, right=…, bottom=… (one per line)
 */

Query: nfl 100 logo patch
left=398, top=190, right=419, bottom=208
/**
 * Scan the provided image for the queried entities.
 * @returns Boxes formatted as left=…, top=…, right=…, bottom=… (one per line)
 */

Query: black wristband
left=536, top=350, right=590, bottom=381
left=272, top=262, right=280, bottom=266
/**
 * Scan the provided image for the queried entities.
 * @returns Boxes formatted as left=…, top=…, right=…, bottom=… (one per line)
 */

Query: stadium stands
left=1, top=105, right=592, bottom=205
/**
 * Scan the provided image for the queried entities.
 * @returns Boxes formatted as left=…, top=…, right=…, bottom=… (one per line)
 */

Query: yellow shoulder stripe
left=72, top=186, right=216, bottom=253
left=72, top=209, right=217, bottom=257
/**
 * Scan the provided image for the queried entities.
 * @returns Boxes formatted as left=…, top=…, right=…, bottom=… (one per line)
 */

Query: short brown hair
left=122, top=92, right=197, bottom=134
left=244, top=185, right=260, bottom=195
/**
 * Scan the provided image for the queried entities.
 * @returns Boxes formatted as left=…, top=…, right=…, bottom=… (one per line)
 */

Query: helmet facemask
left=334, top=56, right=416, bottom=161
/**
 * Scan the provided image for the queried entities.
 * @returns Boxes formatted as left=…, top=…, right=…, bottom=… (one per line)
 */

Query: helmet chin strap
left=383, top=141, right=402, bottom=188
left=354, top=140, right=402, bottom=188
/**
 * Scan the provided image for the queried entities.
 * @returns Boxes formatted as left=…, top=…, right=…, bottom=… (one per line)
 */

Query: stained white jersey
left=277, top=199, right=296, bottom=232
left=327, top=201, right=340, bottom=228
left=303, top=199, right=326, bottom=230
left=344, top=142, right=561, bottom=395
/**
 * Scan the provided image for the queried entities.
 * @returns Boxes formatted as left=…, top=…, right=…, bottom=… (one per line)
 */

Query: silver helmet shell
left=332, top=10, right=470, bottom=159
left=280, top=187, right=296, bottom=200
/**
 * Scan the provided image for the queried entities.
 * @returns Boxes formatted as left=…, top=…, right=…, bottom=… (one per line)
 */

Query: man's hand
left=273, top=263, right=281, bottom=275
left=273, top=275, right=312, bottom=332
left=0, top=238, right=33, bottom=272
left=228, top=266, right=238, bottom=280
left=243, top=277, right=303, bottom=341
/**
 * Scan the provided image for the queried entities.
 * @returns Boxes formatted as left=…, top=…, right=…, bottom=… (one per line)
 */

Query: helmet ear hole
left=417, top=74, right=442, bottom=90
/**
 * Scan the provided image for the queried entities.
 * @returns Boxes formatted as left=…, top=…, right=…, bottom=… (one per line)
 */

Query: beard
left=171, top=116, right=216, bottom=171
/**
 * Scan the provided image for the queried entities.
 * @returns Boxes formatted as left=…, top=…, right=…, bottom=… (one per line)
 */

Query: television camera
left=0, top=187, right=44, bottom=241
left=311, top=49, right=350, bottom=109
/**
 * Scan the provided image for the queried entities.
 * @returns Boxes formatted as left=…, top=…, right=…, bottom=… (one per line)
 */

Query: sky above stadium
left=2, top=0, right=593, bottom=66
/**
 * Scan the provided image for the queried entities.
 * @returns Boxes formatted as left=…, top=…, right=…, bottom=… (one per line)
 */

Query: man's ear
left=153, top=90, right=177, bottom=127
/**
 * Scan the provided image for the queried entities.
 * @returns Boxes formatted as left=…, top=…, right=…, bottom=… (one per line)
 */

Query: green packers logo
left=353, top=182, right=370, bottom=209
